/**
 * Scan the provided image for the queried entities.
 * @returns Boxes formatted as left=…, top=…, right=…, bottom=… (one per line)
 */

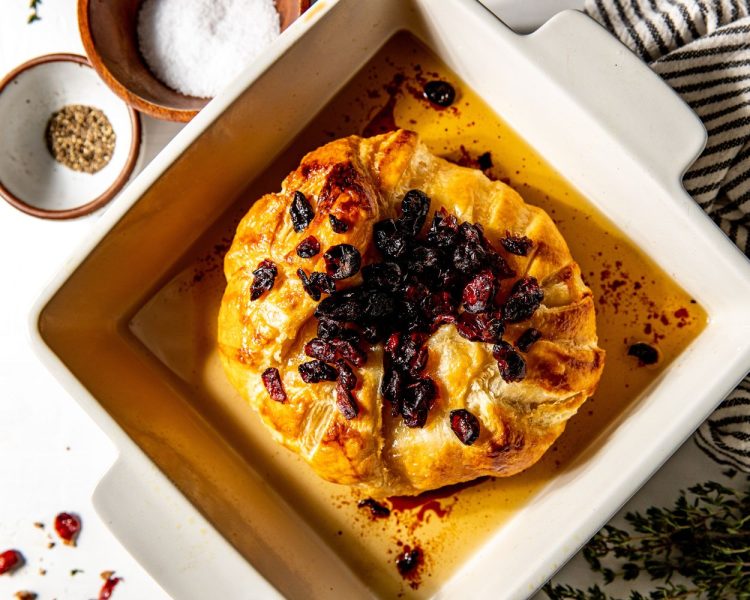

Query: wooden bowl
left=78, top=0, right=310, bottom=122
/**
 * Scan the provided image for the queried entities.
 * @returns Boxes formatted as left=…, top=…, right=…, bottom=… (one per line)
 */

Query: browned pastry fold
left=218, top=130, right=605, bottom=497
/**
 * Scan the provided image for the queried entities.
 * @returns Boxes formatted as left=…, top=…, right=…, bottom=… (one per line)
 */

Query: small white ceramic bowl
left=0, top=53, right=141, bottom=219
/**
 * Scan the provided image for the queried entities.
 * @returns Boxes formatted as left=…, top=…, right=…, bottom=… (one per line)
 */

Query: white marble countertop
left=0, top=1, right=730, bottom=599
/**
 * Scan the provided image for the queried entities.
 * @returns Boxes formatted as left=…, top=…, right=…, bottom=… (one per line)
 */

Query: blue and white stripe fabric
left=585, top=0, right=750, bottom=471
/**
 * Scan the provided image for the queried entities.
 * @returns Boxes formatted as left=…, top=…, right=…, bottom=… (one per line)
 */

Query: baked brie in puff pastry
left=218, top=130, right=604, bottom=497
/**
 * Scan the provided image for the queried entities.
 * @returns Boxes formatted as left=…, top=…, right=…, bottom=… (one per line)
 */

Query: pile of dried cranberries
left=256, top=188, right=544, bottom=445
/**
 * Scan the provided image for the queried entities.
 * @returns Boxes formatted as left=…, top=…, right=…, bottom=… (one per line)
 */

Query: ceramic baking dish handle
left=93, top=454, right=283, bottom=600
left=521, top=9, right=707, bottom=185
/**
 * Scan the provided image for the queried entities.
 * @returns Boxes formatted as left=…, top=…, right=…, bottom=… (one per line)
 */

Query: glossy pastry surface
left=218, top=130, right=605, bottom=497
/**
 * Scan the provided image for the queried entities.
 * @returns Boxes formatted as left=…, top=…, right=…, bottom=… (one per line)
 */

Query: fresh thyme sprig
left=27, top=0, right=42, bottom=24
left=544, top=480, right=750, bottom=600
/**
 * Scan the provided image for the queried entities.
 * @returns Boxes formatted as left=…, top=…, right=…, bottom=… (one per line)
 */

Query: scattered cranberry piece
left=628, top=342, right=659, bottom=365
left=500, top=234, right=534, bottom=256
left=493, top=341, right=527, bottom=382
left=290, top=191, right=314, bottom=232
left=298, top=360, right=337, bottom=383
left=54, top=512, right=81, bottom=546
left=261, top=368, right=286, bottom=403
left=462, top=269, right=496, bottom=313
left=336, top=359, right=357, bottom=390
left=98, top=572, right=122, bottom=600
left=399, top=189, right=431, bottom=236
left=310, top=272, right=336, bottom=294
left=450, top=409, right=481, bottom=445
left=357, top=498, right=391, bottom=518
left=304, top=338, right=336, bottom=362
left=423, top=80, right=455, bottom=107
left=380, top=367, right=404, bottom=416
left=250, top=259, right=277, bottom=301
left=477, top=151, right=493, bottom=171
left=396, top=547, right=422, bottom=576
left=324, top=244, right=362, bottom=280
left=0, top=550, right=23, bottom=575
left=333, top=339, right=367, bottom=367
left=373, top=219, right=408, bottom=259
left=297, top=268, right=320, bottom=301
left=503, top=277, right=544, bottom=323
left=401, top=378, right=436, bottom=428
left=456, top=311, right=504, bottom=343
left=296, top=236, right=320, bottom=258
left=298, top=269, right=335, bottom=301
left=335, top=383, right=359, bottom=419
left=329, top=214, right=349, bottom=233
left=516, top=328, right=542, bottom=352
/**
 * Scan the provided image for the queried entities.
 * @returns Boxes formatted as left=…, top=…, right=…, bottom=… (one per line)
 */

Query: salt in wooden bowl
left=78, top=0, right=311, bottom=122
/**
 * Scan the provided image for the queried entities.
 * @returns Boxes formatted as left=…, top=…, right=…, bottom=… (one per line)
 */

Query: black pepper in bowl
left=45, top=105, right=116, bottom=174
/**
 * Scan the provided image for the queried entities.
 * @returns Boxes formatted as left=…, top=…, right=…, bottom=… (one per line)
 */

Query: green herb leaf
left=544, top=480, right=750, bottom=600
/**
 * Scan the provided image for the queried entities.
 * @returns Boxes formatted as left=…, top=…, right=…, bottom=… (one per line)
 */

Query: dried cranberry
left=317, top=318, right=341, bottom=340
left=329, top=214, right=349, bottom=233
left=407, top=244, right=440, bottom=278
left=298, top=360, right=338, bottom=383
left=628, top=342, right=659, bottom=365
left=362, top=262, right=403, bottom=292
left=0, top=549, right=22, bottom=575
left=362, top=290, right=396, bottom=320
left=396, top=547, right=422, bottom=575
left=459, top=221, right=484, bottom=243
left=426, top=210, right=458, bottom=248
left=360, top=323, right=385, bottom=344
left=54, top=512, right=81, bottom=545
left=456, top=312, right=504, bottom=343
left=357, top=498, right=390, bottom=518
left=334, top=339, right=367, bottom=367
left=315, top=289, right=364, bottom=322
left=493, top=341, right=527, bottom=382
left=99, top=573, right=122, bottom=600
left=401, top=378, right=435, bottom=428
left=381, top=367, right=404, bottom=415
left=423, top=80, right=455, bottom=107
left=388, top=332, right=428, bottom=377
left=450, top=409, right=480, bottom=445
left=336, top=383, right=359, bottom=419
left=477, top=151, right=493, bottom=171
left=501, top=234, right=534, bottom=256
left=304, top=338, right=336, bottom=362
left=503, top=277, right=544, bottom=323
left=430, top=291, right=456, bottom=322
left=462, top=269, right=496, bottom=313
left=250, top=259, right=277, bottom=301
left=296, top=236, right=320, bottom=258
left=452, top=240, right=487, bottom=273
left=261, top=368, right=286, bottom=403
left=336, top=359, right=357, bottom=390
left=374, top=219, right=408, bottom=259
left=486, top=245, right=516, bottom=279
left=324, top=244, right=362, bottom=280
left=516, top=328, right=542, bottom=352
left=399, top=189, right=431, bottom=236
left=297, top=268, right=321, bottom=301
left=310, top=272, right=336, bottom=294
left=290, top=190, right=314, bottom=232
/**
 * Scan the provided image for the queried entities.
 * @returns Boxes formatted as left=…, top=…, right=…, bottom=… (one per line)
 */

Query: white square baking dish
left=29, top=1, right=750, bottom=599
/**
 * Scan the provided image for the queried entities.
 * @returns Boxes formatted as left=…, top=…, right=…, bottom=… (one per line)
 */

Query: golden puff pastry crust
left=218, top=130, right=605, bottom=497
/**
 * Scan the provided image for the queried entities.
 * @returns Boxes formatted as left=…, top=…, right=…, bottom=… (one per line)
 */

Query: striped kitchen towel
left=584, top=0, right=750, bottom=471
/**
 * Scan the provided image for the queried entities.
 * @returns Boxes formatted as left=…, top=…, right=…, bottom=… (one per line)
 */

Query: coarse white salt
left=137, top=0, right=280, bottom=99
